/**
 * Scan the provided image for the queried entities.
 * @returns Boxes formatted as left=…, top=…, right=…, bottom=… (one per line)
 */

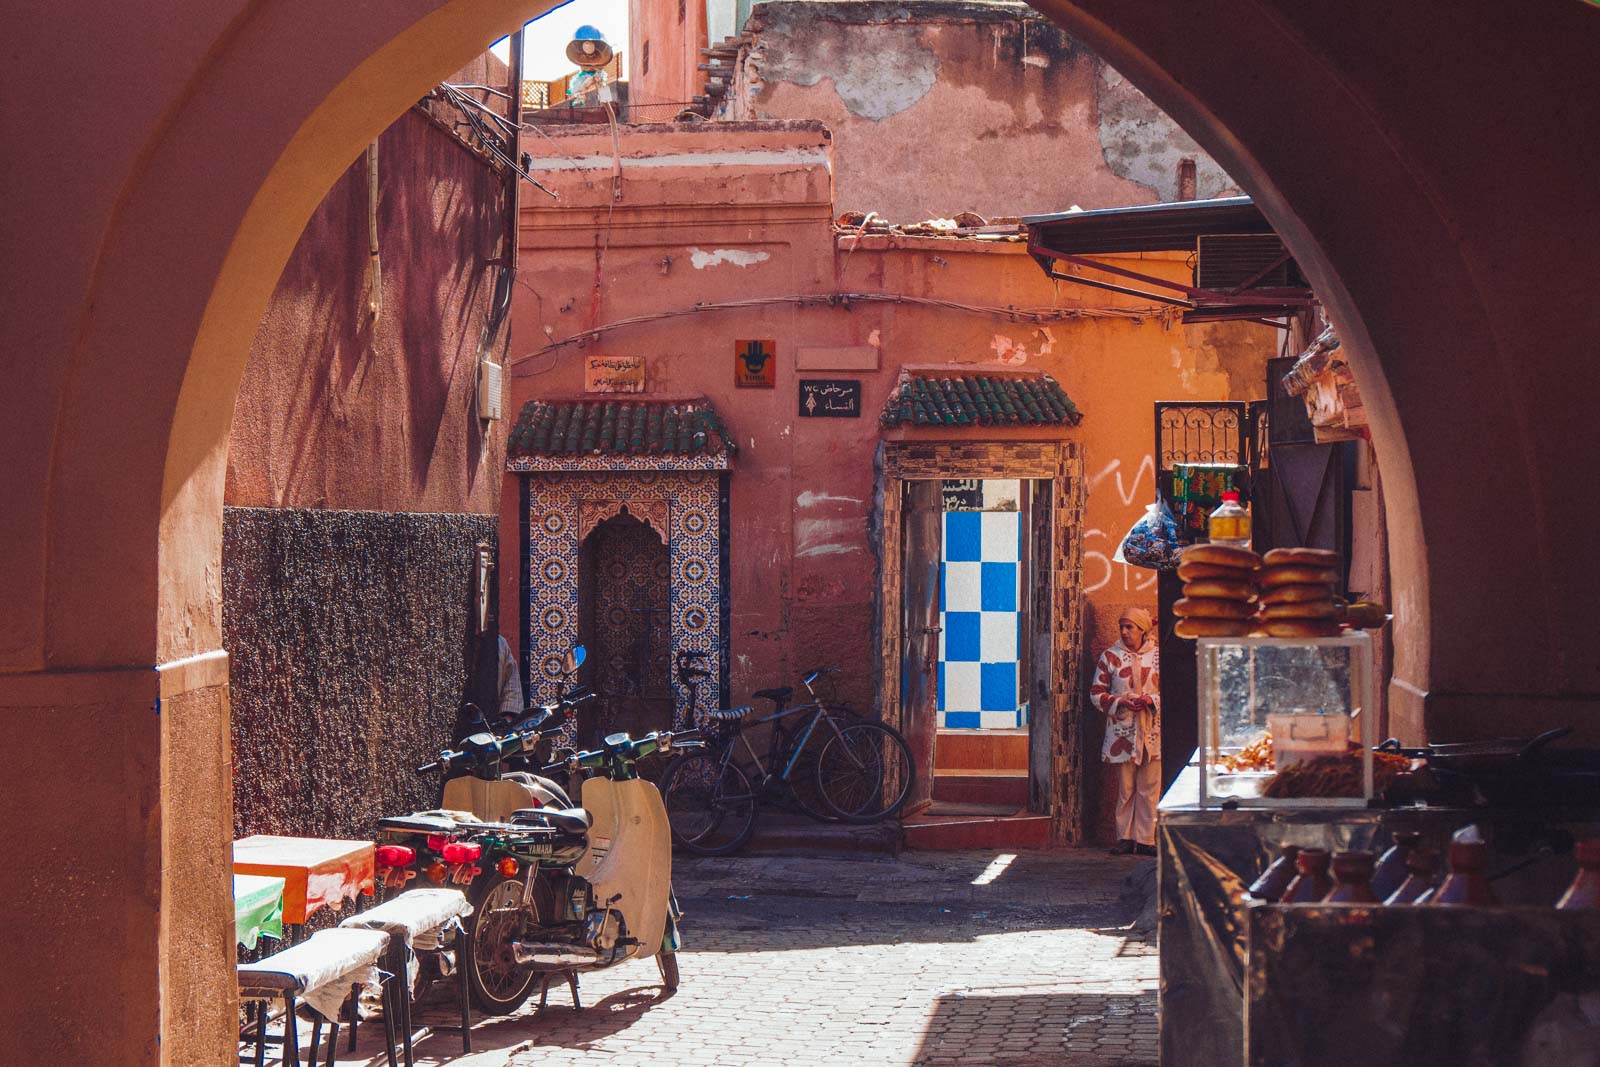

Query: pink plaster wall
left=226, top=75, right=510, bottom=514
left=630, top=0, right=711, bottom=111
left=501, top=122, right=1266, bottom=727
left=718, top=1, right=1242, bottom=220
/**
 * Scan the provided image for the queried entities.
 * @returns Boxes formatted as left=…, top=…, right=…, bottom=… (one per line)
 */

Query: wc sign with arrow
left=734, top=339, right=777, bottom=388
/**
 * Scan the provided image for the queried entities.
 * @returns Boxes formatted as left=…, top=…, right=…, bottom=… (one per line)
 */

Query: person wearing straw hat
left=1091, top=607, right=1162, bottom=856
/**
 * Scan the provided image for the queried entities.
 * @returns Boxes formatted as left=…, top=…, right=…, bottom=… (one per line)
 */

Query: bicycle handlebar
left=541, top=728, right=703, bottom=775
left=416, top=690, right=596, bottom=774
left=802, top=664, right=840, bottom=687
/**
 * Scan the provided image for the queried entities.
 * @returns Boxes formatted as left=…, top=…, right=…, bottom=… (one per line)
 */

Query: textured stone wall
left=721, top=0, right=1243, bottom=220
left=224, top=507, right=496, bottom=840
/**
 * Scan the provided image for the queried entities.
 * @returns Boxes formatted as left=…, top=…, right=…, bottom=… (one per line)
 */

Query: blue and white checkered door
left=938, top=510, right=1024, bottom=729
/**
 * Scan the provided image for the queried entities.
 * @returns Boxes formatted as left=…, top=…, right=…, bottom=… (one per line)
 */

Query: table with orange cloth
left=232, top=835, right=376, bottom=925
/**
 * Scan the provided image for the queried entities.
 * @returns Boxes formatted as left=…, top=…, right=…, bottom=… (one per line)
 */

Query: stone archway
left=7, top=2, right=1600, bottom=1064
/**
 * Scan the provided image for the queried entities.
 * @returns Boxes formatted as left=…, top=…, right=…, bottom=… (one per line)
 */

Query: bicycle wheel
left=782, top=705, right=863, bottom=823
left=814, top=720, right=916, bottom=823
left=660, top=749, right=758, bottom=855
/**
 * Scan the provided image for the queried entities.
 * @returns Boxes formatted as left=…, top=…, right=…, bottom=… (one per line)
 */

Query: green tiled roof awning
left=880, top=371, right=1083, bottom=429
left=507, top=397, right=736, bottom=459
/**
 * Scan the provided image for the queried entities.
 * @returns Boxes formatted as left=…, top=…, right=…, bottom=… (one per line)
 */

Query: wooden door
left=900, top=479, right=942, bottom=813
left=581, top=514, right=672, bottom=747
left=1026, top=479, right=1055, bottom=813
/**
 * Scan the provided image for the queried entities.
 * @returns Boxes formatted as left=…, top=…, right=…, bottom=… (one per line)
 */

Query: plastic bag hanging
left=1114, top=499, right=1184, bottom=571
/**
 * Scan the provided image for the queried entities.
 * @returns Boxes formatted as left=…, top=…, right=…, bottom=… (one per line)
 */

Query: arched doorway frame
left=31, top=0, right=1591, bottom=1061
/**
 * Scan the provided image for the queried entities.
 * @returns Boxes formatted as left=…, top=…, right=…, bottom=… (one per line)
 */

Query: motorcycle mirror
left=563, top=645, right=587, bottom=675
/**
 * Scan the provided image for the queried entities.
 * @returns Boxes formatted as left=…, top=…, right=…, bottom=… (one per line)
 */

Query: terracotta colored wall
left=221, top=88, right=510, bottom=881
left=225, top=106, right=509, bottom=513
left=502, top=122, right=1264, bottom=734
left=630, top=0, right=711, bottom=110
left=7, top=2, right=1600, bottom=1061
left=718, top=1, right=1241, bottom=220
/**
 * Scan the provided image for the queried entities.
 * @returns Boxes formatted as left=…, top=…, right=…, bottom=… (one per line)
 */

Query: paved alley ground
left=351, top=848, right=1158, bottom=1067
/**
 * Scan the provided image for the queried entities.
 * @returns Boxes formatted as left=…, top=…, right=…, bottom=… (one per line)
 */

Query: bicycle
left=659, top=660, right=915, bottom=855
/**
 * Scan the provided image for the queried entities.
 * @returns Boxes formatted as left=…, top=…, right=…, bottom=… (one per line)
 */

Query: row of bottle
left=1248, top=828, right=1600, bottom=908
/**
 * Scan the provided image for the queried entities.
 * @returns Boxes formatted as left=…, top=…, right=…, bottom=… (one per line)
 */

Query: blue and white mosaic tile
left=939, top=509, right=1024, bottom=730
left=523, top=469, right=722, bottom=736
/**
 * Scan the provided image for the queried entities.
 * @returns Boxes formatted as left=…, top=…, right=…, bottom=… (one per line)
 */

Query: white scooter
left=379, top=647, right=697, bottom=1015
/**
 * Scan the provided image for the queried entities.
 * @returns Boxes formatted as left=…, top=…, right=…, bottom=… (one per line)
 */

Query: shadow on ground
left=912, top=990, right=1159, bottom=1066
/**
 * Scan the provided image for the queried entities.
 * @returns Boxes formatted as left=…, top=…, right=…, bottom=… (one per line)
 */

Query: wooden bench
left=237, top=927, right=398, bottom=1066
left=340, top=888, right=474, bottom=1065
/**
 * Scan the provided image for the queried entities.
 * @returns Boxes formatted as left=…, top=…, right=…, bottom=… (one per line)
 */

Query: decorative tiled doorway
left=507, top=398, right=735, bottom=736
left=877, top=368, right=1087, bottom=842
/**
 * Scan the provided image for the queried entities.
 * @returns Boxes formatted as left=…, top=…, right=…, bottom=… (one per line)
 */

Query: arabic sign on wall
left=941, top=479, right=984, bottom=511
left=583, top=355, right=646, bottom=393
left=734, top=339, right=777, bottom=388
left=798, top=379, right=862, bottom=418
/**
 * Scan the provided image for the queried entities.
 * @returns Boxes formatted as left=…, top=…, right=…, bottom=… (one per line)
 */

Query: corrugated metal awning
left=1022, top=196, right=1270, bottom=255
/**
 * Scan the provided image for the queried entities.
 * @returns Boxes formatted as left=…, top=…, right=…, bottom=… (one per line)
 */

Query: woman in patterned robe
left=1091, top=608, right=1161, bottom=856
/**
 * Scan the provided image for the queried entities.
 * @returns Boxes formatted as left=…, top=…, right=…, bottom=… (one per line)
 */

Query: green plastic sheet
left=233, top=873, right=285, bottom=950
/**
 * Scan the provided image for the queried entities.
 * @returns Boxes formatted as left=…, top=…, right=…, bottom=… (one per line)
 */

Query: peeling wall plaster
left=758, top=19, right=939, bottom=120
left=990, top=326, right=1056, bottom=365
left=1095, top=66, right=1242, bottom=202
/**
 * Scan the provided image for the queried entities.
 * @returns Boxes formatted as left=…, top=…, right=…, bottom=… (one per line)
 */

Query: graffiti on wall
left=1084, top=453, right=1159, bottom=595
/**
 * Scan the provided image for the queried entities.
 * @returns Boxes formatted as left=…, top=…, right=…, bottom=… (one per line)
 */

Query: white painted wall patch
left=689, top=247, right=771, bottom=269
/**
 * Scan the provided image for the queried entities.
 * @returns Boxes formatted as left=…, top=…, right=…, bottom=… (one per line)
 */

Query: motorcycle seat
left=752, top=686, right=792, bottom=705
left=379, top=813, right=467, bottom=834
left=510, top=807, right=592, bottom=835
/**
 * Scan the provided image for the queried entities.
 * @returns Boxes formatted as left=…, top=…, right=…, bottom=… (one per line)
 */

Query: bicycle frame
left=716, top=701, right=856, bottom=791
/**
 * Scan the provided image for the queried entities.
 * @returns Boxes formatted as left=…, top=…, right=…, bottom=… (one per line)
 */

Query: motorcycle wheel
left=657, top=950, right=680, bottom=992
left=660, top=751, right=757, bottom=856
left=464, top=870, right=542, bottom=1015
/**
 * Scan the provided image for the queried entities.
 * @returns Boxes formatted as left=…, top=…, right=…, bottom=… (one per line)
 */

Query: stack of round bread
left=1258, top=547, right=1342, bottom=638
left=1173, top=544, right=1261, bottom=638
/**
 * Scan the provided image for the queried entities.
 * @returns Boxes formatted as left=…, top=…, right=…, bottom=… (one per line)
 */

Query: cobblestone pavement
left=347, top=848, right=1157, bottom=1066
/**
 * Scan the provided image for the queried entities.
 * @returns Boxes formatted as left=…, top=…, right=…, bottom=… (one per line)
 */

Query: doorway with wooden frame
left=878, top=438, right=1088, bottom=848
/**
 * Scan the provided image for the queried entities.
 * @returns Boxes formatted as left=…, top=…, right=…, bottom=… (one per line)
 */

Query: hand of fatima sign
left=741, top=341, right=771, bottom=373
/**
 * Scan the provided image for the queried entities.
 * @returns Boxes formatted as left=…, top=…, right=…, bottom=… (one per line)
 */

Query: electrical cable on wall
left=366, top=141, right=381, bottom=321
left=509, top=291, right=1184, bottom=368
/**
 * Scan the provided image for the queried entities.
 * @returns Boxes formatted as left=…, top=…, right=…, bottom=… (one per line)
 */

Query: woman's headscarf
left=1119, top=607, right=1154, bottom=644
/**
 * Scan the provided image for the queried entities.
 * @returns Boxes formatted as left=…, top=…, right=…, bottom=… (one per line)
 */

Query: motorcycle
left=376, top=646, right=698, bottom=1015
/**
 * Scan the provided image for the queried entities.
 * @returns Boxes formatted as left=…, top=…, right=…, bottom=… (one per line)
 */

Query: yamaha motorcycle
left=376, top=647, right=699, bottom=1014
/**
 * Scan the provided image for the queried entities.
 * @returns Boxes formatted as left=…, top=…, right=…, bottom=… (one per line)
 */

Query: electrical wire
left=509, top=292, right=1181, bottom=366
left=433, top=83, right=559, bottom=199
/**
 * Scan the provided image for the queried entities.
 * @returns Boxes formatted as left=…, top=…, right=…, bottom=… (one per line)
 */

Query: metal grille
left=1154, top=402, right=1248, bottom=472
left=1196, top=234, right=1291, bottom=290
left=521, top=80, right=550, bottom=109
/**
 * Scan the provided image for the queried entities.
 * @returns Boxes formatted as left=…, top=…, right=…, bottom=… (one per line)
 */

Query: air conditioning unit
left=477, top=356, right=503, bottom=421
left=1195, top=234, right=1294, bottom=291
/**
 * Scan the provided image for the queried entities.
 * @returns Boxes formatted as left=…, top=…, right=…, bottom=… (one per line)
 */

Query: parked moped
left=377, top=647, right=702, bottom=1015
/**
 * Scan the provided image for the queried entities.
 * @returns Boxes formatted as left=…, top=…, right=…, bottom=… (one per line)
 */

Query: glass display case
left=1196, top=632, right=1375, bottom=807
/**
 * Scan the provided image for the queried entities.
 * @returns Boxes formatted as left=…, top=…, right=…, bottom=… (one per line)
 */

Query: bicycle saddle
left=752, top=686, right=792, bottom=704
left=510, top=807, right=593, bottom=835
left=702, top=703, right=754, bottom=723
